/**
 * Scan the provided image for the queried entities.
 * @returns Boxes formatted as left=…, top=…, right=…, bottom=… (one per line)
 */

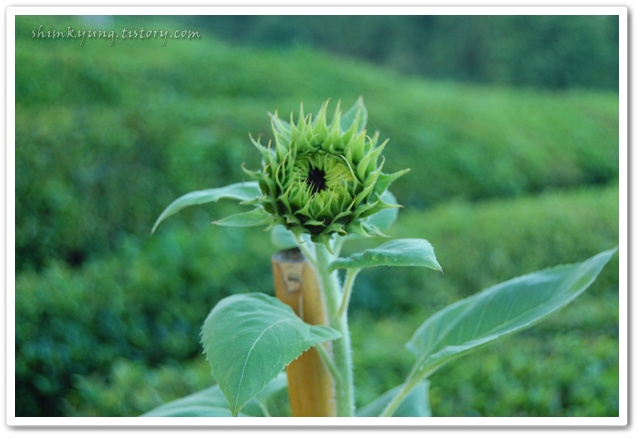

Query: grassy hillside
left=14, top=15, right=619, bottom=417
left=15, top=15, right=618, bottom=270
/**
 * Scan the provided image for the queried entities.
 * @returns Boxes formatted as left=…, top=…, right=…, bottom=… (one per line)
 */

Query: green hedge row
left=15, top=15, right=618, bottom=271
left=188, top=15, right=619, bottom=90
left=351, top=309, right=619, bottom=417
left=15, top=224, right=275, bottom=416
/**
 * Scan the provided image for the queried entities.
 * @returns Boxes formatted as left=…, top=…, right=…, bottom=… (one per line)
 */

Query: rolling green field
left=14, top=15, right=620, bottom=417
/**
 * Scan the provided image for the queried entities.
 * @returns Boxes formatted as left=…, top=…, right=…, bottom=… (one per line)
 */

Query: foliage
left=356, top=382, right=431, bottom=417
left=201, top=293, right=340, bottom=416
left=14, top=226, right=274, bottom=416
left=14, top=15, right=618, bottom=271
left=348, top=183, right=619, bottom=316
left=186, top=15, right=619, bottom=90
left=348, top=186, right=619, bottom=416
left=146, top=95, right=615, bottom=417
left=62, top=358, right=214, bottom=417
left=15, top=185, right=618, bottom=417
left=13, top=15, right=619, bottom=417
left=351, top=304, right=619, bottom=417
left=387, top=248, right=616, bottom=416
left=330, top=238, right=441, bottom=271
left=142, top=373, right=289, bottom=417
left=150, top=242, right=615, bottom=417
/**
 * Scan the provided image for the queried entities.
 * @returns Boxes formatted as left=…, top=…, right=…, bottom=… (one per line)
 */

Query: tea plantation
left=14, top=15, right=619, bottom=417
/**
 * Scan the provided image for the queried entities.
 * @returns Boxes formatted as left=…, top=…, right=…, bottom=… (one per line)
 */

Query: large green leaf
left=151, top=181, right=261, bottom=233
left=330, top=238, right=442, bottom=272
left=213, top=207, right=271, bottom=227
left=357, top=381, right=431, bottom=417
left=141, top=373, right=287, bottom=417
left=405, top=247, right=617, bottom=384
left=201, top=293, right=341, bottom=416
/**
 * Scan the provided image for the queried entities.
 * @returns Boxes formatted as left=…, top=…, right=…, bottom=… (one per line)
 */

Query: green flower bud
left=244, top=98, right=408, bottom=246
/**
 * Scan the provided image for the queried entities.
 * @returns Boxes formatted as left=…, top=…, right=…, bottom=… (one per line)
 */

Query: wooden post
left=271, top=248, right=336, bottom=416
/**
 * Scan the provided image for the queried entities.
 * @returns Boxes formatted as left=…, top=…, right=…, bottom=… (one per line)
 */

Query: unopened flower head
left=245, top=98, right=408, bottom=246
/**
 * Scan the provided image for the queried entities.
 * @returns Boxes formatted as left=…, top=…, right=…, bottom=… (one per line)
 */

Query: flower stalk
left=336, top=268, right=360, bottom=320
left=313, top=242, right=355, bottom=417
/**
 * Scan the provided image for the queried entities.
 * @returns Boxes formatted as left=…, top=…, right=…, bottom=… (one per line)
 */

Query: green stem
left=314, top=342, right=341, bottom=384
left=380, top=365, right=425, bottom=417
left=314, top=243, right=355, bottom=417
left=380, top=380, right=416, bottom=417
left=255, top=400, right=271, bottom=417
left=298, top=238, right=317, bottom=266
left=336, top=268, right=360, bottom=319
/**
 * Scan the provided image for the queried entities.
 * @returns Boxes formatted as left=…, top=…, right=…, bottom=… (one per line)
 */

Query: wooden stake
left=272, top=248, right=336, bottom=416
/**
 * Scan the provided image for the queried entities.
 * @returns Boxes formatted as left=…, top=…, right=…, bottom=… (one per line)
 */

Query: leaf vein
left=233, top=318, right=292, bottom=412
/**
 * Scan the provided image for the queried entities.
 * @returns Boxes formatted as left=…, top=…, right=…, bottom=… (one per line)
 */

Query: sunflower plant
left=147, top=98, right=616, bottom=418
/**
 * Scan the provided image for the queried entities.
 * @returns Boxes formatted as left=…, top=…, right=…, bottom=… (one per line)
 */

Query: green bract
left=245, top=98, right=408, bottom=246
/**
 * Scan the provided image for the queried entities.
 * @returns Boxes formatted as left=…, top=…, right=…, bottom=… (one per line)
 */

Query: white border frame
left=4, top=4, right=629, bottom=430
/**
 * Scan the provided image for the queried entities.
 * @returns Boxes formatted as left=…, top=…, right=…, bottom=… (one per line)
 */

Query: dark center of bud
left=306, top=167, right=327, bottom=194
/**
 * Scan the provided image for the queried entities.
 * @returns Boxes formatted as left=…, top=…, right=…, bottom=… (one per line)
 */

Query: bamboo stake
left=272, top=248, right=336, bottom=416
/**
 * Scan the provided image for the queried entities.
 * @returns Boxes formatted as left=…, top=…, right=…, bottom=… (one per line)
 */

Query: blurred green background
left=14, top=14, right=620, bottom=417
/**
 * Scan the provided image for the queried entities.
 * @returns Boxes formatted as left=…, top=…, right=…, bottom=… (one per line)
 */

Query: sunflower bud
left=245, top=98, right=408, bottom=246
